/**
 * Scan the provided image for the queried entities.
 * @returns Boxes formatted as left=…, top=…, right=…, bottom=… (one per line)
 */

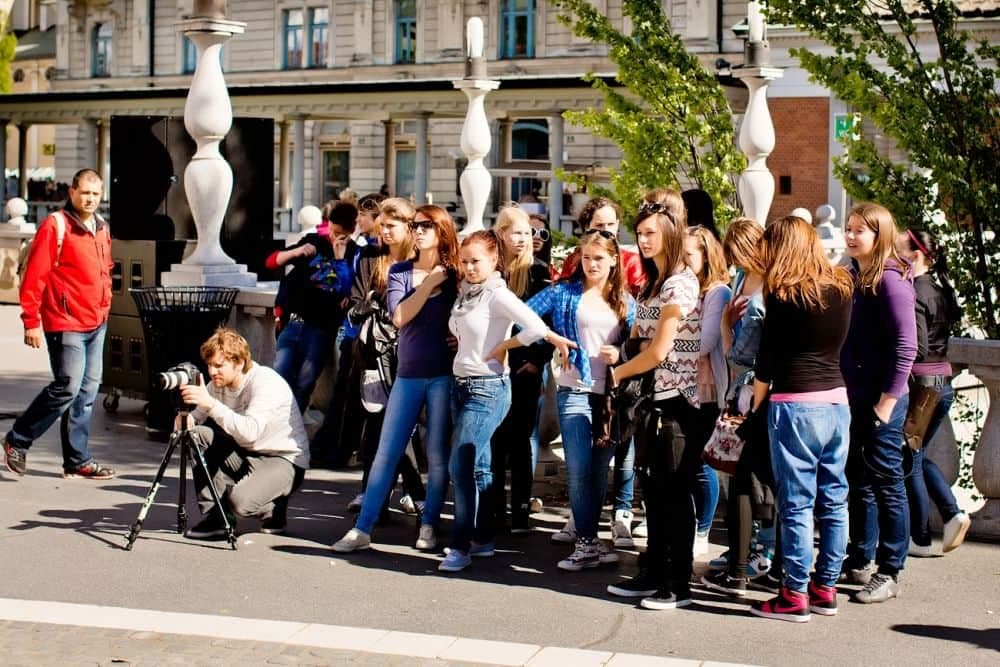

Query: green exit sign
left=834, top=114, right=857, bottom=140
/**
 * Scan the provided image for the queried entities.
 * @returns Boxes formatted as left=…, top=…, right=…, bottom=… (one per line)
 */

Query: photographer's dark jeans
left=6, top=323, right=107, bottom=470
left=189, top=424, right=303, bottom=520
left=490, top=368, right=543, bottom=528
left=312, top=332, right=362, bottom=466
left=847, top=395, right=910, bottom=576
left=905, top=383, right=961, bottom=545
left=274, top=320, right=334, bottom=413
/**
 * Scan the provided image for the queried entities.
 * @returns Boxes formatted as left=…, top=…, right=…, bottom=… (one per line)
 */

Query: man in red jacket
left=3, top=169, right=116, bottom=479
left=559, top=196, right=645, bottom=296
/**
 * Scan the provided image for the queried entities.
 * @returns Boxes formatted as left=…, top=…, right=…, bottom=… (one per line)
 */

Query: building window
left=500, top=0, right=535, bottom=59
left=322, top=150, right=350, bottom=203
left=182, top=36, right=197, bottom=74
left=92, top=22, right=112, bottom=77
left=308, top=8, right=329, bottom=67
left=283, top=9, right=304, bottom=69
left=395, top=0, right=416, bottom=64
left=395, top=150, right=416, bottom=200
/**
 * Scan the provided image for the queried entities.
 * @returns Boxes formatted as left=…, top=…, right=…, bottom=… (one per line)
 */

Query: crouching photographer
left=179, top=328, right=309, bottom=539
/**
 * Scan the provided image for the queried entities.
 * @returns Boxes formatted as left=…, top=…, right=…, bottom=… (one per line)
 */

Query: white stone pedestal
left=0, top=227, right=35, bottom=304
left=454, top=79, right=500, bottom=236
left=949, top=337, right=1000, bottom=541
left=734, top=66, right=784, bottom=225
left=161, top=263, right=257, bottom=287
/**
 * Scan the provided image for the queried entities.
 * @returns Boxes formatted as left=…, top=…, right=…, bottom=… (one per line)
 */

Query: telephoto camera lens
left=158, top=369, right=192, bottom=390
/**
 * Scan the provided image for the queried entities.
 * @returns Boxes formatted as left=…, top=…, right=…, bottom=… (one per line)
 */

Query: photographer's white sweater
left=192, top=364, right=309, bottom=469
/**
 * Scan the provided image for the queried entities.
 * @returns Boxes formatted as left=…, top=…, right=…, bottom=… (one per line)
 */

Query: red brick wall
left=765, top=97, right=830, bottom=224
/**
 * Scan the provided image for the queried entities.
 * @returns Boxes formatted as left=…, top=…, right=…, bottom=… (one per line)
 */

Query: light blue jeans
left=557, top=388, right=616, bottom=540
left=768, top=401, right=851, bottom=591
left=356, top=375, right=452, bottom=535
left=7, top=323, right=107, bottom=469
left=449, top=375, right=511, bottom=552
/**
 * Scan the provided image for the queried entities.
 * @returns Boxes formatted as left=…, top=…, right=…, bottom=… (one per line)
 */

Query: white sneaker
left=942, top=512, right=971, bottom=553
left=612, top=510, right=634, bottom=548
left=347, top=493, right=364, bottom=513
left=551, top=517, right=577, bottom=544
left=909, top=539, right=934, bottom=558
left=693, top=530, right=710, bottom=556
left=399, top=494, right=418, bottom=515
left=332, top=527, right=371, bottom=553
left=558, top=541, right=601, bottom=571
left=632, top=520, right=648, bottom=538
left=415, top=524, right=437, bottom=551
left=597, top=541, right=619, bottom=565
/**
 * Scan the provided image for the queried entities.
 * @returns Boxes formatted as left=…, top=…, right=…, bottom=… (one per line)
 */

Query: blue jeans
left=613, top=439, right=635, bottom=512
left=905, top=383, right=960, bottom=545
left=768, top=401, right=851, bottom=591
left=273, top=320, right=334, bottom=412
left=449, top=375, right=511, bottom=552
left=7, top=324, right=107, bottom=470
left=557, top=389, right=616, bottom=540
left=356, top=375, right=452, bottom=535
left=847, top=394, right=911, bottom=576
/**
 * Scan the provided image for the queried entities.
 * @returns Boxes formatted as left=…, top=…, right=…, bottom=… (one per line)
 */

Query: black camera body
left=158, top=362, right=203, bottom=391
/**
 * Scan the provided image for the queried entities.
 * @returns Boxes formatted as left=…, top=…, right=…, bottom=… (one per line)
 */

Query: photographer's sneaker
left=942, top=512, right=971, bottom=553
left=347, top=493, right=364, bottom=513
left=332, top=527, right=371, bottom=552
left=854, top=573, right=899, bottom=604
left=750, top=587, right=810, bottom=623
left=551, top=517, right=577, bottom=544
left=3, top=439, right=26, bottom=476
left=612, top=510, right=634, bottom=548
left=185, top=511, right=232, bottom=540
left=63, top=460, right=115, bottom=479
left=808, top=580, right=838, bottom=616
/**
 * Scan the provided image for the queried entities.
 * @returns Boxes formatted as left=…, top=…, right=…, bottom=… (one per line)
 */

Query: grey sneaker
left=839, top=561, right=875, bottom=586
left=415, top=524, right=437, bottom=551
left=597, top=541, right=620, bottom=565
left=551, top=517, right=577, bottom=544
left=558, top=541, right=601, bottom=571
left=854, top=573, right=899, bottom=604
left=332, top=527, right=371, bottom=553
left=3, top=439, right=26, bottom=476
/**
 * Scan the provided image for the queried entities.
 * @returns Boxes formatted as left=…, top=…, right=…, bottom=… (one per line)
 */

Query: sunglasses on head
left=409, top=220, right=435, bottom=232
left=531, top=227, right=550, bottom=242
left=358, top=198, right=381, bottom=214
left=582, top=228, right=617, bottom=242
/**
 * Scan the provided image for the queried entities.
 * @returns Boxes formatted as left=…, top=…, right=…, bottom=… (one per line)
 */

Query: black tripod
left=124, top=411, right=237, bottom=551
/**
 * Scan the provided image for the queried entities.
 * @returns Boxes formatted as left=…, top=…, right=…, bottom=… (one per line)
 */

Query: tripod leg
left=125, top=432, right=180, bottom=551
left=178, top=434, right=189, bottom=533
left=188, top=440, right=238, bottom=551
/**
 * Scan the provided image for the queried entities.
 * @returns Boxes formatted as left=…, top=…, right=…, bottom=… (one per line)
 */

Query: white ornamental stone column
left=453, top=17, right=499, bottom=236
left=162, top=1, right=255, bottom=287
left=734, top=2, right=782, bottom=226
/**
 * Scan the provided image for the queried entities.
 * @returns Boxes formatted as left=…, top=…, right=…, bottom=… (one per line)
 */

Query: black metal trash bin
left=131, top=286, right=239, bottom=435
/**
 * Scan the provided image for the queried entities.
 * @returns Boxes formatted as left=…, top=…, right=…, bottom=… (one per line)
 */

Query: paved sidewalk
left=1, top=305, right=998, bottom=666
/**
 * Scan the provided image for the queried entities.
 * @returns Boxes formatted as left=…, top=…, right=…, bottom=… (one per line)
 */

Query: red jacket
left=559, top=246, right=646, bottom=297
left=20, top=208, right=113, bottom=333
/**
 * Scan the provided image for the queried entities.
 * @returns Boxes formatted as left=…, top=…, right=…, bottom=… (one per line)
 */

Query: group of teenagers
left=270, top=186, right=972, bottom=623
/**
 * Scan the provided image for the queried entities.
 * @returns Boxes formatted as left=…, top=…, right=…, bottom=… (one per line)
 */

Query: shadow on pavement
left=892, top=625, right=1000, bottom=652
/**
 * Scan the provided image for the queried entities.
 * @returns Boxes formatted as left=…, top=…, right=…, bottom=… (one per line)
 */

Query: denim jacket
left=527, top=280, right=636, bottom=388
left=727, top=271, right=765, bottom=371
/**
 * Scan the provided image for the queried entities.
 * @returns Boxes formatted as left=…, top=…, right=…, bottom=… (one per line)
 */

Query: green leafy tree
left=0, top=5, right=16, bottom=93
left=551, top=0, right=745, bottom=224
left=768, top=0, right=1000, bottom=337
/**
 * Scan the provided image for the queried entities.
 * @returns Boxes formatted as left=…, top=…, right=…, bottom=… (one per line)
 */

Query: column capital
left=413, top=110, right=433, bottom=120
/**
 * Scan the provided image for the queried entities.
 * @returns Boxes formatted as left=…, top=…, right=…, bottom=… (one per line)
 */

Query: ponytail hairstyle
left=901, top=228, right=963, bottom=325
left=849, top=203, right=909, bottom=294
left=494, top=205, right=533, bottom=297
left=461, top=229, right=505, bottom=276
left=636, top=188, right=688, bottom=302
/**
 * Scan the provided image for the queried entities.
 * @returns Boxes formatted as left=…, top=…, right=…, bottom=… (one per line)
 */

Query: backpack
left=16, top=210, right=68, bottom=283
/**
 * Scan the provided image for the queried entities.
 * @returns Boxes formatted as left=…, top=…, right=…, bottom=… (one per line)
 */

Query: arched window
left=93, top=22, right=112, bottom=77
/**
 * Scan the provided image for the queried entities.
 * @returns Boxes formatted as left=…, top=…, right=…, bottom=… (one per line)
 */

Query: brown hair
left=415, top=204, right=460, bottom=273
left=760, top=216, right=853, bottom=310
left=723, top=216, right=766, bottom=276
left=372, top=198, right=415, bottom=292
left=494, top=205, right=533, bottom=297
left=571, top=231, right=630, bottom=323
left=637, top=188, right=688, bottom=302
left=688, top=225, right=729, bottom=294
left=576, top=196, right=623, bottom=233
left=461, top=230, right=505, bottom=275
left=849, top=203, right=908, bottom=294
left=200, top=327, right=253, bottom=373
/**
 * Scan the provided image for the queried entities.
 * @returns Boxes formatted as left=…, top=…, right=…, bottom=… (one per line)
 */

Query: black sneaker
left=185, top=511, right=232, bottom=540
left=261, top=498, right=288, bottom=534
left=62, top=460, right=115, bottom=479
left=3, top=439, right=26, bottom=476
left=510, top=512, right=533, bottom=534
left=854, top=573, right=899, bottom=604
left=701, top=570, right=749, bottom=597
left=607, top=571, right=659, bottom=598
left=640, top=589, right=693, bottom=610
left=749, top=572, right=781, bottom=595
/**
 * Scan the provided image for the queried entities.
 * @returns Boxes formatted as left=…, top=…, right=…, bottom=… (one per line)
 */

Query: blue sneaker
left=439, top=549, right=472, bottom=572
left=470, top=542, right=496, bottom=558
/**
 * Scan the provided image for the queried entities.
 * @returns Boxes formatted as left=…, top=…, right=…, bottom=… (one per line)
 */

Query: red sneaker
left=750, top=586, right=810, bottom=623
left=63, top=460, right=116, bottom=479
left=808, top=580, right=838, bottom=616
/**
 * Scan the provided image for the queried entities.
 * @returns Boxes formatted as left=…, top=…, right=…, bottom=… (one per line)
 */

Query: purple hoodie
left=841, top=259, right=917, bottom=404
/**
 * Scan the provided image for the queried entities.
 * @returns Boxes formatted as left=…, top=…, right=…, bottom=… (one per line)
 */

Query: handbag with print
left=702, top=411, right=746, bottom=475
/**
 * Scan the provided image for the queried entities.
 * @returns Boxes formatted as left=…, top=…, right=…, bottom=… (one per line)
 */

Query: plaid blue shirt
left=527, top=280, right=636, bottom=388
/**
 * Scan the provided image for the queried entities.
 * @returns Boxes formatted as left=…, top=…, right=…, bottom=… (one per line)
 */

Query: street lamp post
left=453, top=17, right=500, bottom=236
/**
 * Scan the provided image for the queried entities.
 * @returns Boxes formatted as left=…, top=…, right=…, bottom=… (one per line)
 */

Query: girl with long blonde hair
left=746, top=216, right=854, bottom=622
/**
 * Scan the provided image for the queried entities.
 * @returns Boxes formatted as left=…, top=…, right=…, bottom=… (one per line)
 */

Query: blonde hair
left=201, top=328, right=253, bottom=373
left=688, top=225, right=729, bottom=294
left=849, top=203, right=908, bottom=294
left=761, top=216, right=853, bottom=310
left=494, top=206, right=534, bottom=297
left=373, top=197, right=416, bottom=291
left=723, top=217, right=765, bottom=276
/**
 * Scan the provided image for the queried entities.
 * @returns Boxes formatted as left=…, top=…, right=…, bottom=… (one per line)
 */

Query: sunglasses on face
left=409, top=220, right=435, bottom=232
left=531, top=228, right=550, bottom=242
left=582, top=228, right=617, bottom=242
